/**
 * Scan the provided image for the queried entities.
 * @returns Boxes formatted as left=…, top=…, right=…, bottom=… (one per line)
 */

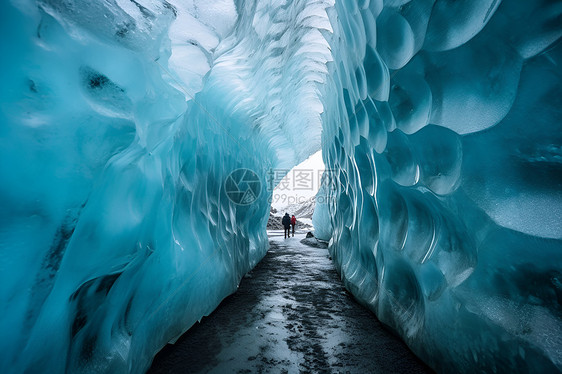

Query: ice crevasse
left=0, top=0, right=561, bottom=373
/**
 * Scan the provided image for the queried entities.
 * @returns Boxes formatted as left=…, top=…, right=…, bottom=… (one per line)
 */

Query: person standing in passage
left=291, top=215, right=296, bottom=237
left=282, top=213, right=291, bottom=239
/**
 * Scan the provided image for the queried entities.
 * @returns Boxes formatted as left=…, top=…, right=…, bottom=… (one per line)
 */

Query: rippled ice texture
left=0, top=0, right=561, bottom=373
left=316, top=1, right=562, bottom=372
left=1, top=0, right=330, bottom=372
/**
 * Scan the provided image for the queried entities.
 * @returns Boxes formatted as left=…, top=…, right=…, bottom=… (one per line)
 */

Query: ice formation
left=1, top=0, right=561, bottom=373
left=317, top=1, right=562, bottom=372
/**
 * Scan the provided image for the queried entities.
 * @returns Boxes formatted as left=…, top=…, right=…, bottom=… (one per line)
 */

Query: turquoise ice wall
left=316, top=1, right=562, bottom=372
left=1, top=0, right=561, bottom=373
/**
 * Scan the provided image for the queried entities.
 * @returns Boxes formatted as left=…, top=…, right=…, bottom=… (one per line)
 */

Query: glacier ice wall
left=316, top=0, right=562, bottom=372
left=2, top=0, right=562, bottom=373
left=312, top=181, right=333, bottom=241
left=0, top=0, right=330, bottom=372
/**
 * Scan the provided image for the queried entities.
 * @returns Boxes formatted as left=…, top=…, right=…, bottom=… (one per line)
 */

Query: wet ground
left=148, top=231, right=432, bottom=374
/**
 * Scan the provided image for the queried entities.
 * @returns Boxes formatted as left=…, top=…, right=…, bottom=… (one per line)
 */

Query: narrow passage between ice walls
left=0, top=0, right=561, bottom=373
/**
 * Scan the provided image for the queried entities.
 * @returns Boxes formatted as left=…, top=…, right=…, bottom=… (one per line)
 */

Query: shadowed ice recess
left=0, top=0, right=561, bottom=373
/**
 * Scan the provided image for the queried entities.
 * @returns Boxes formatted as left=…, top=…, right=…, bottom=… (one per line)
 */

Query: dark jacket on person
left=282, top=214, right=291, bottom=228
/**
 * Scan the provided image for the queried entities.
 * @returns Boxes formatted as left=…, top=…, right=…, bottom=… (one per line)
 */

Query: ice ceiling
left=0, top=0, right=561, bottom=373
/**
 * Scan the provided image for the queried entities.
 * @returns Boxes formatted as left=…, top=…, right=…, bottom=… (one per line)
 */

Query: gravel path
left=148, top=231, right=432, bottom=374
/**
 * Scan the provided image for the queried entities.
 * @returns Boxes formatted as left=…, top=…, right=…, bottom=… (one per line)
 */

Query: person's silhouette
left=282, top=213, right=291, bottom=239
left=291, top=215, right=296, bottom=237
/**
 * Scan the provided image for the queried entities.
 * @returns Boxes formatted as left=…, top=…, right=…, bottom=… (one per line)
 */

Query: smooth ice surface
left=1, top=0, right=562, bottom=373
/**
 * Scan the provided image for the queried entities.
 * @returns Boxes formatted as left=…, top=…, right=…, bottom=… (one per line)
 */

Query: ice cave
left=1, top=0, right=561, bottom=373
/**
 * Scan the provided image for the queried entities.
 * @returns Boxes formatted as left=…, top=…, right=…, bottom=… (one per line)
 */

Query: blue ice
left=0, top=0, right=561, bottom=373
